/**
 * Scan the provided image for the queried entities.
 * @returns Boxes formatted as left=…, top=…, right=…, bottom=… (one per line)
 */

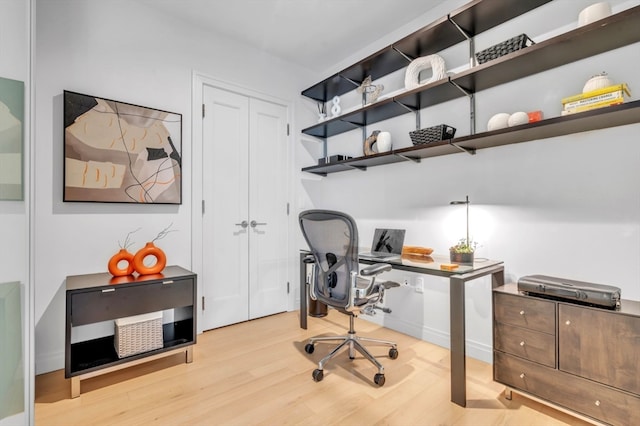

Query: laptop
left=359, top=228, right=406, bottom=261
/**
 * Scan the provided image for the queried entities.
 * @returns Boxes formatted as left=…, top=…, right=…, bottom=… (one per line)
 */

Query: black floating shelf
left=301, top=0, right=552, bottom=102
left=302, top=100, right=640, bottom=176
left=301, top=5, right=640, bottom=141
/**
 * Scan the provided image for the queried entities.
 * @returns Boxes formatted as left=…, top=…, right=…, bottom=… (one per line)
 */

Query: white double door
left=202, top=85, right=289, bottom=330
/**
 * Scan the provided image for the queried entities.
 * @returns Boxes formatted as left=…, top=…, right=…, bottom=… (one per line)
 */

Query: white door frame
left=191, top=71, right=295, bottom=334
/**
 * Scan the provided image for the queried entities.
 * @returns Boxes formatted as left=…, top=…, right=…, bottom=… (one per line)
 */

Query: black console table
left=65, top=265, right=197, bottom=397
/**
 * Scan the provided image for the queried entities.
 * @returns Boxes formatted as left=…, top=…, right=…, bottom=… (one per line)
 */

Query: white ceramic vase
left=376, top=132, right=392, bottom=152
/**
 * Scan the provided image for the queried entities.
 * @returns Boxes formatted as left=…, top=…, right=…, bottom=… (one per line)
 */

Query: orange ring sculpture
left=133, top=242, right=167, bottom=275
left=108, top=249, right=136, bottom=276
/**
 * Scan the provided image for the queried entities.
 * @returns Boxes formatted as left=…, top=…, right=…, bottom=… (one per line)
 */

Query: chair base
left=305, top=314, right=397, bottom=385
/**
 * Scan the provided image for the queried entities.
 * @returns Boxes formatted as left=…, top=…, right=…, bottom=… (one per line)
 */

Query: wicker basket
left=114, top=311, right=163, bottom=358
left=409, top=124, right=456, bottom=145
left=475, top=34, right=535, bottom=64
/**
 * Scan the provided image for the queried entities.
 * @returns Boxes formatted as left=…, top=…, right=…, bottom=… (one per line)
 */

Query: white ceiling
left=137, top=0, right=448, bottom=71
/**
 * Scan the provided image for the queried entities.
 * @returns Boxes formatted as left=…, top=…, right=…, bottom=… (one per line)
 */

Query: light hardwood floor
left=35, top=310, right=590, bottom=426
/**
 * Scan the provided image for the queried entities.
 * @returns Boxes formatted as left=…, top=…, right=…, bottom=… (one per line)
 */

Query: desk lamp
left=450, top=195, right=470, bottom=248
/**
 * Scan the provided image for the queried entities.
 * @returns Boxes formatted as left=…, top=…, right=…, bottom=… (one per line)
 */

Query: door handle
left=250, top=220, right=267, bottom=228
left=235, top=220, right=248, bottom=228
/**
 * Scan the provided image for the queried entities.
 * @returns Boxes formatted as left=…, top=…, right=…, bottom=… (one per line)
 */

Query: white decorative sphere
left=582, top=73, right=613, bottom=93
left=487, top=113, right=510, bottom=131
left=508, top=111, right=529, bottom=127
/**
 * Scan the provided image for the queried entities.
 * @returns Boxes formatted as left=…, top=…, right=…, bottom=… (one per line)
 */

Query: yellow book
left=563, top=97, right=624, bottom=114
left=561, top=83, right=631, bottom=105
left=563, top=90, right=627, bottom=109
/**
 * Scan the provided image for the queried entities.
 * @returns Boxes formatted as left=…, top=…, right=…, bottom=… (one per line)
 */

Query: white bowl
left=578, top=2, right=612, bottom=27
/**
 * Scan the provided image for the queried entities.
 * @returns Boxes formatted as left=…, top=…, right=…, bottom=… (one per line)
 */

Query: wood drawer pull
left=162, top=280, right=174, bottom=285
left=519, top=341, right=525, bottom=346
left=519, top=373, right=525, bottom=379
left=519, top=310, right=525, bottom=315
left=595, top=400, right=601, bottom=406
left=101, top=288, right=115, bottom=293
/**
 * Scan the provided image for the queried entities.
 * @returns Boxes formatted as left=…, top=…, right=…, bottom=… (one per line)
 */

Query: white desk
left=299, top=252, right=504, bottom=407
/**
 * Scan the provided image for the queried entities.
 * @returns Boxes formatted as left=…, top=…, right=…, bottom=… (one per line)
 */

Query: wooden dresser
left=493, top=283, right=640, bottom=425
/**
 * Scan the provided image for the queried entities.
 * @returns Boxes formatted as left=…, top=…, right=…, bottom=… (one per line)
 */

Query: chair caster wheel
left=312, top=369, right=324, bottom=382
left=389, top=348, right=399, bottom=359
left=374, top=373, right=385, bottom=386
left=305, top=343, right=315, bottom=354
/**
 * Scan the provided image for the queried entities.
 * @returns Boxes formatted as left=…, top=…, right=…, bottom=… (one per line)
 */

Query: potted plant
left=449, top=238, right=476, bottom=264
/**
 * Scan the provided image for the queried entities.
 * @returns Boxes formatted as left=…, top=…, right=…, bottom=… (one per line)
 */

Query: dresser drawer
left=559, top=303, right=640, bottom=395
left=494, top=292, right=555, bottom=334
left=494, top=322, right=555, bottom=367
left=495, top=352, right=640, bottom=426
left=70, top=277, right=194, bottom=325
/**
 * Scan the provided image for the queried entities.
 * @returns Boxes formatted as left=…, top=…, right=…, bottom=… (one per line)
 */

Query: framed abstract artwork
left=0, top=77, right=24, bottom=201
left=63, top=91, right=182, bottom=204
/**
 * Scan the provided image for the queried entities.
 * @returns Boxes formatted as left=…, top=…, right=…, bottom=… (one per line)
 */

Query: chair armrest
left=360, top=263, right=392, bottom=277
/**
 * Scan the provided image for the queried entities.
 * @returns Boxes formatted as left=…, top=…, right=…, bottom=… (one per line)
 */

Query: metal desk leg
left=299, top=252, right=307, bottom=329
left=450, top=274, right=466, bottom=407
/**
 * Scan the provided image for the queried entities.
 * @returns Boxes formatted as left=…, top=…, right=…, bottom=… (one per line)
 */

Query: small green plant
left=449, top=238, right=477, bottom=253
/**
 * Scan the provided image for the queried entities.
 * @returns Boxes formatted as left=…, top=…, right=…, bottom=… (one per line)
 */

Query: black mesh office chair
left=299, top=209, right=400, bottom=386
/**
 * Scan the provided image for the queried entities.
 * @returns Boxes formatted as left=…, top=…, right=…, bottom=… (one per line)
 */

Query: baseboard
left=36, top=349, right=64, bottom=375
left=367, top=315, right=493, bottom=364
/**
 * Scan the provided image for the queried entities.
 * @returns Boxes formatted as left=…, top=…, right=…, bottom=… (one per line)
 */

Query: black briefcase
left=517, top=274, right=621, bottom=309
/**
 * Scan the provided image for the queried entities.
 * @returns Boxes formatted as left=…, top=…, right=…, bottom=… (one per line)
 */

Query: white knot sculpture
left=404, top=54, right=446, bottom=90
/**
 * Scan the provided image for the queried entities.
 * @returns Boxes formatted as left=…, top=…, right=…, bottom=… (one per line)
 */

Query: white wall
left=33, top=0, right=640, bottom=375
left=295, top=0, right=640, bottom=362
left=34, top=0, right=315, bottom=374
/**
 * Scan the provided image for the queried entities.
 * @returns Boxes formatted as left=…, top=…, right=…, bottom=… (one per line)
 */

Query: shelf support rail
left=448, top=14, right=477, bottom=136
left=448, top=79, right=476, bottom=136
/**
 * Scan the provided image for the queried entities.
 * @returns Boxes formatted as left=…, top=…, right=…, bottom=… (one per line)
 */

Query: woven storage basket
left=475, top=34, right=534, bottom=64
left=114, top=311, right=163, bottom=358
left=409, top=124, right=456, bottom=145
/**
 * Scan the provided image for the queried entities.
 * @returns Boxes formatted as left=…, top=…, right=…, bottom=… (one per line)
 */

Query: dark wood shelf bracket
left=448, top=79, right=476, bottom=135
left=448, top=15, right=473, bottom=40
left=392, top=46, right=415, bottom=62
left=449, top=140, right=476, bottom=155
left=394, top=153, right=421, bottom=163
left=340, top=74, right=362, bottom=88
